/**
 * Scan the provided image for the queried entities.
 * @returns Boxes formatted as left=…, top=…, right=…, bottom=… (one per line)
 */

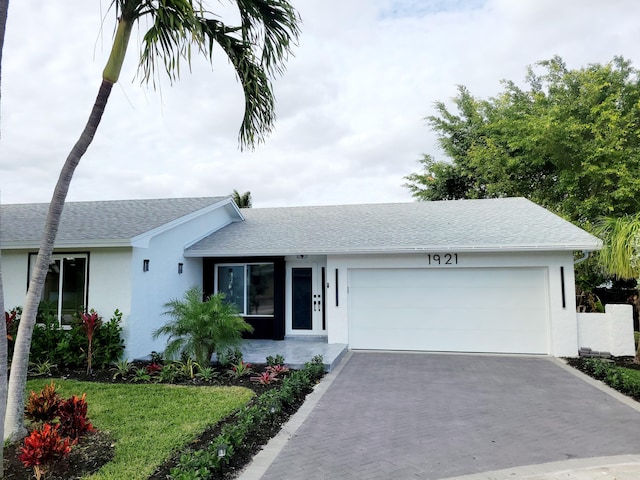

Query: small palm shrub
left=153, top=287, right=253, bottom=366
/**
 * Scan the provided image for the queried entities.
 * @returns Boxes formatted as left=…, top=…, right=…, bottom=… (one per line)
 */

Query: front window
left=216, top=263, right=274, bottom=316
left=29, top=253, right=88, bottom=326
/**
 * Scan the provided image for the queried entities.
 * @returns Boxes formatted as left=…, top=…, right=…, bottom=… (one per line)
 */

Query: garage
left=348, top=267, right=549, bottom=354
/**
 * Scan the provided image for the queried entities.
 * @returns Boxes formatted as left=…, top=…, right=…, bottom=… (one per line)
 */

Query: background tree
left=231, top=189, right=252, bottom=208
left=0, top=0, right=11, bottom=470
left=5, top=0, right=300, bottom=441
left=153, top=287, right=253, bottom=366
left=405, top=56, right=640, bottom=227
left=594, top=214, right=640, bottom=360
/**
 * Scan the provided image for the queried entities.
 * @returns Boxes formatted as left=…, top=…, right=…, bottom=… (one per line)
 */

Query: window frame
left=214, top=262, right=275, bottom=317
left=28, top=252, right=90, bottom=327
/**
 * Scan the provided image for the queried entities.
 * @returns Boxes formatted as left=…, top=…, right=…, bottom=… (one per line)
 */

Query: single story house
left=1, top=196, right=618, bottom=359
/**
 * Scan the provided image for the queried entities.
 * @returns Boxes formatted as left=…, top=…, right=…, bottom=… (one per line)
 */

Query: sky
left=1, top=0, right=640, bottom=208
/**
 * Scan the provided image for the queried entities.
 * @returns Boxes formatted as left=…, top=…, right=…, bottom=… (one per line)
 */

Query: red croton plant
left=19, top=423, right=74, bottom=480
left=81, top=309, right=101, bottom=374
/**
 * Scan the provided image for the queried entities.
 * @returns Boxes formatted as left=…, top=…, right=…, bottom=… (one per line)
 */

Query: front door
left=288, top=264, right=325, bottom=335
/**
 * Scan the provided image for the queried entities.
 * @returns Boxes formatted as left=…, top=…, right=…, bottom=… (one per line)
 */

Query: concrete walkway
left=239, top=352, right=640, bottom=480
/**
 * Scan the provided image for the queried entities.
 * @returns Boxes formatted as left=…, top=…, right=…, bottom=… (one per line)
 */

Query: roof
left=1, top=197, right=232, bottom=249
left=185, top=197, right=602, bottom=256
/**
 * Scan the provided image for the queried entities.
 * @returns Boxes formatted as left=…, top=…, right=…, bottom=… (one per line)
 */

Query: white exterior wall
left=87, top=247, right=132, bottom=332
left=325, top=251, right=578, bottom=357
left=577, top=304, right=635, bottom=357
left=127, top=207, right=237, bottom=359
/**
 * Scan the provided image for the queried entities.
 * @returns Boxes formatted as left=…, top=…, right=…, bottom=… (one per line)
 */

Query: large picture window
left=216, top=263, right=274, bottom=316
left=29, top=253, right=88, bottom=326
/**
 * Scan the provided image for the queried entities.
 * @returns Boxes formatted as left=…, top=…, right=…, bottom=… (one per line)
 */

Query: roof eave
left=184, top=243, right=603, bottom=257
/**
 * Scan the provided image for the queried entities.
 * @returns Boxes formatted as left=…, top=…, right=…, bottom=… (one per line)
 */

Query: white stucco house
left=1, top=196, right=630, bottom=359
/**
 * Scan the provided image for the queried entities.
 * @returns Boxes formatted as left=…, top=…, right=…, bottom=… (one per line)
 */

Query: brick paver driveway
left=260, top=352, right=640, bottom=480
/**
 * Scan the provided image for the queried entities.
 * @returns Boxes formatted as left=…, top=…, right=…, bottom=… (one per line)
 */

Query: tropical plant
left=57, top=393, right=94, bottom=440
left=228, top=360, right=253, bottom=378
left=80, top=309, right=101, bottom=374
left=24, top=382, right=61, bottom=424
left=265, top=354, right=285, bottom=367
left=154, top=287, right=253, bottom=366
left=5, top=0, right=300, bottom=441
left=110, top=358, right=132, bottom=381
left=19, top=423, right=74, bottom=480
left=595, top=214, right=640, bottom=281
left=231, top=189, right=252, bottom=208
left=594, top=214, right=640, bottom=362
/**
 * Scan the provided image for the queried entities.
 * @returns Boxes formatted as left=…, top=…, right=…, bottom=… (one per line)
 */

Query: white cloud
left=1, top=0, right=640, bottom=207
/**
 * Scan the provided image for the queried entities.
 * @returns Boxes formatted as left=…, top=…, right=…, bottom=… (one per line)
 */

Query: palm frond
left=234, top=0, right=301, bottom=76
left=595, top=214, right=640, bottom=279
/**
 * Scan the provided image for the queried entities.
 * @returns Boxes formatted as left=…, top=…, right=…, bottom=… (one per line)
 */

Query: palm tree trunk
left=0, top=0, right=11, bottom=470
left=4, top=79, right=113, bottom=441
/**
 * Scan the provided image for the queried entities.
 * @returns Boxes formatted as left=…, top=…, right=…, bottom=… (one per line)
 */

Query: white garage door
left=348, top=267, right=549, bottom=354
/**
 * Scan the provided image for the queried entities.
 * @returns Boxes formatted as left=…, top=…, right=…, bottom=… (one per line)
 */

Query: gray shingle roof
left=1, top=197, right=228, bottom=248
left=185, top=197, right=601, bottom=256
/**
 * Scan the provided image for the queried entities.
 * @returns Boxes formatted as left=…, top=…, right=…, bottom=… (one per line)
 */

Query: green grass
left=26, top=379, right=254, bottom=480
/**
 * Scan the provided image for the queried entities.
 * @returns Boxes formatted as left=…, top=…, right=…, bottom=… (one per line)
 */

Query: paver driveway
left=259, top=352, right=640, bottom=480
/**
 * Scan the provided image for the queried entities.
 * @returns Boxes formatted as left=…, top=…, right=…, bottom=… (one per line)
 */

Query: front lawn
left=10, top=380, right=254, bottom=480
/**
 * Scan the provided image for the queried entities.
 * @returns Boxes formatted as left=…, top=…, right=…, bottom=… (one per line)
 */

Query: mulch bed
left=3, top=362, right=308, bottom=479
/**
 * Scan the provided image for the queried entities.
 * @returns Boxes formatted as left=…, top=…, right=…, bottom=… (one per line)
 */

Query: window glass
left=216, top=263, right=274, bottom=316
left=30, top=254, right=88, bottom=327
left=247, top=264, right=274, bottom=315
left=217, top=265, right=245, bottom=313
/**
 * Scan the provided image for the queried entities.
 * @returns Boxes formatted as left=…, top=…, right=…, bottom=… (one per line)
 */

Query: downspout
left=574, top=251, right=591, bottom=265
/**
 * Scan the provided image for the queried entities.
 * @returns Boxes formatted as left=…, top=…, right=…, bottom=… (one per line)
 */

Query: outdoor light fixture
left=269, top=403, right=278, bottom=414
left=143, top=259, right=150, bottom=272
left=178, top=263, right=183, bottom=274
left=217, top=444, right=228, bottom=458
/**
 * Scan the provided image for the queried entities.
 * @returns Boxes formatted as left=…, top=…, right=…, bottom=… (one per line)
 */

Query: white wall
left=126, top=206, right=237, bottom=359
left=87, top=247, right=132, bottom=334
left=577, top=304, right=635, bottom=357
left=325, top=250, right=579, bottom=357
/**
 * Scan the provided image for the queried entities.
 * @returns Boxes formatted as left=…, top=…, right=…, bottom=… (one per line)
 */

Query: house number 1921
left=427, top=253, right=458, bottom=265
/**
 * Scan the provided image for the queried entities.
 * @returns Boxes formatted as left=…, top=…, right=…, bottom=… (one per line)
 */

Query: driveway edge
left=439, top=454, right=640, bottom=479
left=237, top=351, right=354, bottom=480
left=550, top=357, right=640, bottom=413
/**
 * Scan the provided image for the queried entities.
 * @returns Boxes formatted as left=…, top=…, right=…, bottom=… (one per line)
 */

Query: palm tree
left=232, top=189, right=252, bottom=208
left=595, top=214, right=640, bottom=361
left=153, top=287, right=253, bottom=366
left=5, top=0, right=300, bottom=441
left=0, top=0, right=12, bottom=467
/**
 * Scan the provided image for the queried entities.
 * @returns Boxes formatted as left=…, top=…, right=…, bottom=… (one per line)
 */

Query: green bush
left=581, top=358, right=640, bottom=399
left=169, top=356, right=325, bottom=479
left=28, top=308, right=124, bottom=370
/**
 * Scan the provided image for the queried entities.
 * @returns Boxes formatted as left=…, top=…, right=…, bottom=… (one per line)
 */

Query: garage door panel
left=348, top=267, right=548, bottom=354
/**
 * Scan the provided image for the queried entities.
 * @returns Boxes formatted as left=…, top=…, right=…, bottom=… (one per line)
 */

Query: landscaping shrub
left=154, top=287, right=253, bottom=366
left=169, top=355, right=325, bottom=479
left=27, top=308, right=124, bottom=370
left=24, top=382, right=60, bottom=424
left=19, top=423, right=74, bottom=480
left=580, top=358, right=640, bottom=399
left=57, top=393, right=94, bottom=440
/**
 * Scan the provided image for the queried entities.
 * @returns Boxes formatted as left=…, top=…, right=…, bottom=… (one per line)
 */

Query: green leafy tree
left=153, top=287, right=253, bottom=366
left=231, top=189, right=252, bottom=208
left=405, top=56, right=640, bottom=226
left=5, top=0, right=300, bottom=441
